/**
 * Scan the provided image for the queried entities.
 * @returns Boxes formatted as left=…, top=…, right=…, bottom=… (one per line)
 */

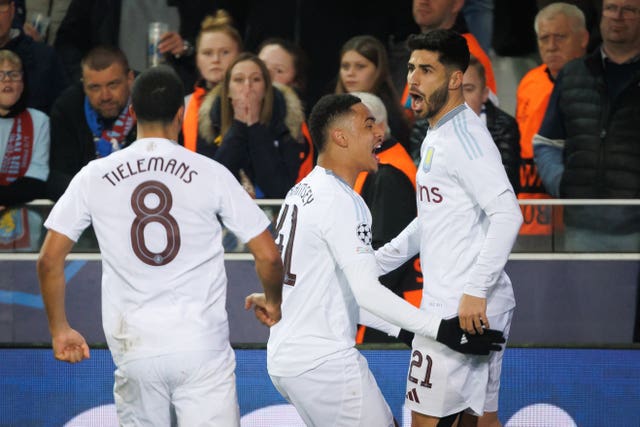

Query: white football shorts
left=270, top=347, right=395, bottom=427
left=404, top=309, right=513, bottom=418
left=113, top=346, right=239, bottom=426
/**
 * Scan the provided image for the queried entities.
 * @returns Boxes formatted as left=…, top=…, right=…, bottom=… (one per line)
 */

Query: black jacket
left=557, top=50, right=640, bottom=199
left=485, top=101, right=521, bottom=194
left=554, top=49, right=640, bottom=233
left=46, top=82, right=137, bottom=201
left=199, top=86, right=304, bottom=199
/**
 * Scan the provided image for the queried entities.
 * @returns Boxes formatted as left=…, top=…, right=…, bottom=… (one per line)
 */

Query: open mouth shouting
left=372, top=141, right=382, bottom=163
left=409, top=90, right=426, bottom=115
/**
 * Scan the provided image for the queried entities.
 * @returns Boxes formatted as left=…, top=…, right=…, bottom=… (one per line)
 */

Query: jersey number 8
left=130, top=180, right=181, bottom=266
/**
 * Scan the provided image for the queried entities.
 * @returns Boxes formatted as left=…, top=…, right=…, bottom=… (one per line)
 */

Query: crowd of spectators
left=1, top=0, right=638, bottom=257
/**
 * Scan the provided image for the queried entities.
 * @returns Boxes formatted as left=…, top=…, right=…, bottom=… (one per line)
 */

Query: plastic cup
left=148, top=22, right=169, bottom=67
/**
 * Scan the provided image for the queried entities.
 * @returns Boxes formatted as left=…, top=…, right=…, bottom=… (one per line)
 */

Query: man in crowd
left=516, top=2, right=588, bottom=242
left=533, top=0, right=640, bottom=252
left=47, top=45, right=136, bottom=200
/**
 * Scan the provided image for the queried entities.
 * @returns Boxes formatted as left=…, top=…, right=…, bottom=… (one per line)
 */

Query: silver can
left=148, top=22, right=168, bottom=68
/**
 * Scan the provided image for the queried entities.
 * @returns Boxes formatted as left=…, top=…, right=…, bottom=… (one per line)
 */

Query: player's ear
left=129, top=104, right=137, bottom=121
left=174, top=105, right=185, bottom=128
left=330, top=128, right=348, bottom=148
left=449, top=70, right=463, bottom=91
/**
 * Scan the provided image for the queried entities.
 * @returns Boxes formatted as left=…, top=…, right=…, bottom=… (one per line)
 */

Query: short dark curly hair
left=407, top=29, right=470, bottom=73
left=308, top=94, right=361, bottom=153
left=132, top=65, right=184, bottom=124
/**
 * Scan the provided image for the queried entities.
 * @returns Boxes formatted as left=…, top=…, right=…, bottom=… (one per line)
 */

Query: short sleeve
left=43, top=165, right=92, bottom=242
left=215, top=164, right=270, bottom=243
left=323, top=189, right=375, bottom=270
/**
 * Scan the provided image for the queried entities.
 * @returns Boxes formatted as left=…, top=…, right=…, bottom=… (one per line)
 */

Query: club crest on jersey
left=421, top=147, right=435, bottom=173
left=356, top=223, right=372, bottom=246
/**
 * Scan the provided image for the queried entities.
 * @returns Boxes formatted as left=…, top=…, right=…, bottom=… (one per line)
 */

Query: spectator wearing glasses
left=0, top=49, right=49, bottom=210
left=46, top=45, right=135, bottom=201
left=533, top=0, right=640, bottom=252
left=0, top=0, right=68, bottom=114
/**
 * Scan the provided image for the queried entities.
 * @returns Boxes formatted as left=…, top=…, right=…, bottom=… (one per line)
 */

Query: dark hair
left=308, top=94, right=361, bottom=153
left=81, top=45, right=130, bottom=73
left=258, top=37, right=309, bottom=93
left=336, top=35, right=390, bottom=94
left=131, top=65, right=184, bottom=124
left=335, top=35, right=409, bottom=143
left=407, top=29, right=470, bottom=73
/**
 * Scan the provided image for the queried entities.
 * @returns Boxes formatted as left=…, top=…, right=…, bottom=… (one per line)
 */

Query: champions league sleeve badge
left=356, top=223, right=372, bottom=246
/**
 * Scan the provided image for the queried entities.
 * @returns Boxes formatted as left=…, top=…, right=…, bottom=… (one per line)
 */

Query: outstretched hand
left=245, top=293, right=281, bottom=327
left=436, top=316, right=505, bottom=356
left=52, top=327, right=90, bottom=363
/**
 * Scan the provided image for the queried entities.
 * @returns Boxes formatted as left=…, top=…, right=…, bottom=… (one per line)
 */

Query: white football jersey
left=416, top=105, right=515, bottom=317
left=267, top=166, right=377, bottom=377
left=44, top=138, right=269, bottom=366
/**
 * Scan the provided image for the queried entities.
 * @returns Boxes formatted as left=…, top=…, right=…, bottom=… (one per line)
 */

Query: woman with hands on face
left=198, top=53, right=305, bottom=199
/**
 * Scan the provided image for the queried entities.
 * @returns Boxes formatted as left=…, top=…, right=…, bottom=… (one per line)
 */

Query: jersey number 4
left=130, top=180, right=181, bottom=266
left=274, top=203, right=298, bottom=286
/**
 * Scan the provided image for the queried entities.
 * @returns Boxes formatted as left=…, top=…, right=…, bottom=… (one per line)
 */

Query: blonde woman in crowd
left=182, top=10, right=242, bottom=153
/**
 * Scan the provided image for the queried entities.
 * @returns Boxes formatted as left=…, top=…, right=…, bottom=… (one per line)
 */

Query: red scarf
left=0, top=110, right=34, bottom=185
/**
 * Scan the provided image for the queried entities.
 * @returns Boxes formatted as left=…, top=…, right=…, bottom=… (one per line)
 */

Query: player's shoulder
left=288, top=167, right=368, bottom=219
left=442, top=107, right=492, bottom=159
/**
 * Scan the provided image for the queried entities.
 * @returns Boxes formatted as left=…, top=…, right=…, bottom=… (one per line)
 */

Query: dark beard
left=424, top=82, right=449, bottom=119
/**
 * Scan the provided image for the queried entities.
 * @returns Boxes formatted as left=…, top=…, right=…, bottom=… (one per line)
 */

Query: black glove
left=397, top=328, right=415, bottom=347
left=436, top=316, right=505, bottom=356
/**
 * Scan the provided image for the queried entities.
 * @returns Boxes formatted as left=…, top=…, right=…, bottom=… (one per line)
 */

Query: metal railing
left=0, top=199, right=638, bottom=259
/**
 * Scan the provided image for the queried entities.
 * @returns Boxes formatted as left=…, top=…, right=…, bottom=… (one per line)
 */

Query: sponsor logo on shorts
left=406, top=388, right=420, bottom=403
